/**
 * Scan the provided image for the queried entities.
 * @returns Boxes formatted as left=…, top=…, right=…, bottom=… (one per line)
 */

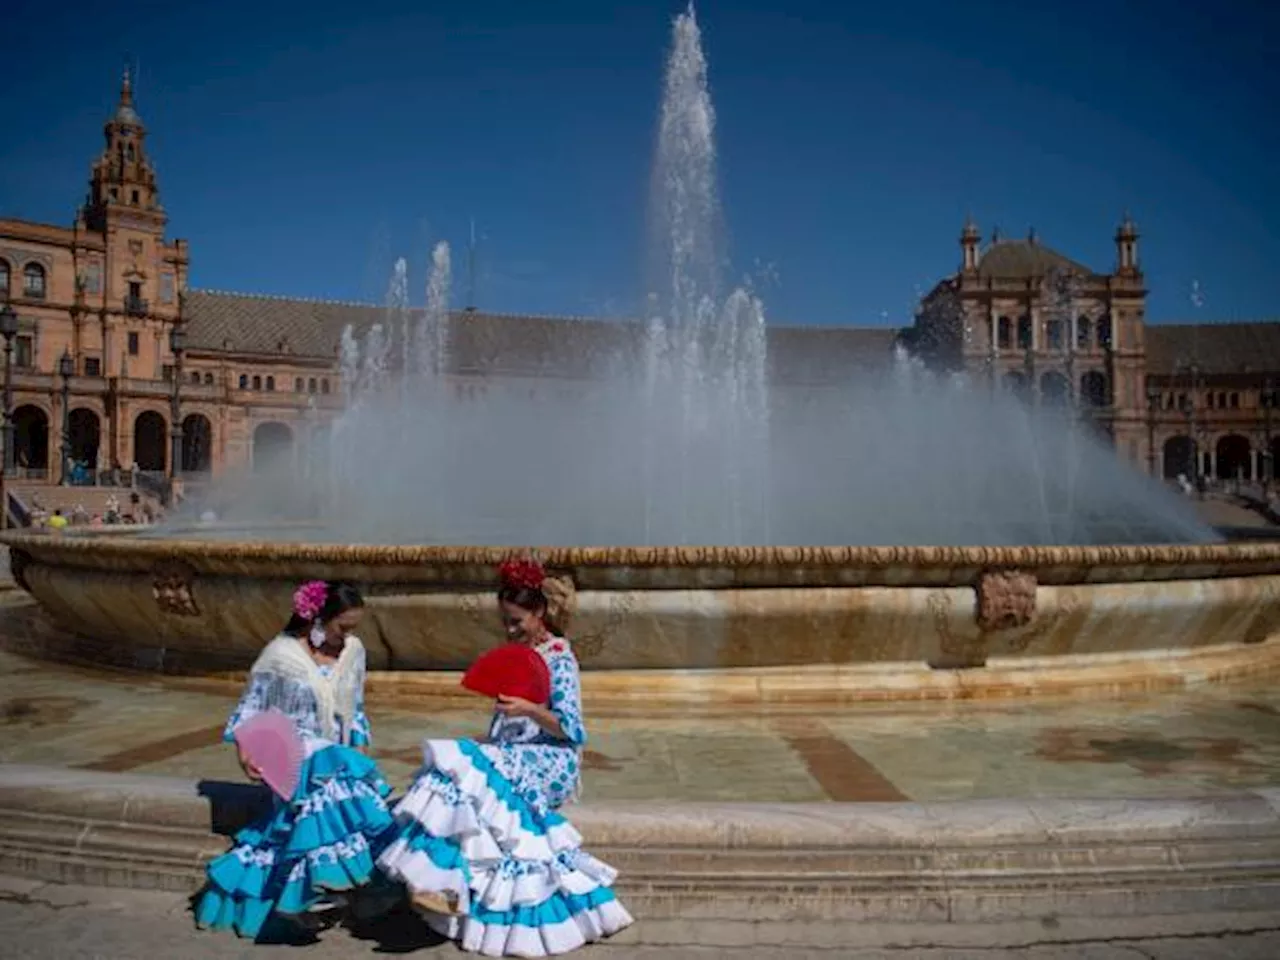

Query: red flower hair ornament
left=498, top=556, right=545, bottom=592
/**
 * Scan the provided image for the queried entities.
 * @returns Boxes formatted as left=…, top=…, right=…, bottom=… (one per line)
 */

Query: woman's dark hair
left=497, top=583, right=547, bottom=620
left=282, top=581, right=364, bottom=636
left=498, top=579, right=574, bottom=636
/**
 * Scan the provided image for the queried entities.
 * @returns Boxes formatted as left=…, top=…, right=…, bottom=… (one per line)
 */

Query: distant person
left=194, top=581, right=396, bottom=940
left=46, top=509, right=68, bottom=531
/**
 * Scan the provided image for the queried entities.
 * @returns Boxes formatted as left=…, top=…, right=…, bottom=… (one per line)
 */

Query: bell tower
left=79, top=67, right=165, bottom=235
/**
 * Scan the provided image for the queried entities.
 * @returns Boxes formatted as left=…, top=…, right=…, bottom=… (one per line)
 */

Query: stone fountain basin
left=5, top=528, right=1280, bottom=695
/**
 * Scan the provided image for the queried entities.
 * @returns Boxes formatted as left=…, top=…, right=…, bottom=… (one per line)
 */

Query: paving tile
left=5, top=597, right=1280, bottom=803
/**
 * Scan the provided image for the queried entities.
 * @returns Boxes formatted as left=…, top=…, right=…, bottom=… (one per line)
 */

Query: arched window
left=0, top=259, right=9, bottom=295
left=189, top=371, right=201, bottom=385
left=295, top=377, right=304, bottom=392
left=1097, top=314, right=1113, bottom=348
left=308, top=378, right=318, bottom=394
left=1080, top=370, right=1109, bottom=408
left=238, top=374, right=248, bottom=389
left=1040, top=371, right=1070, bottom=405
left=1045, top=319, right=1064, bottom=351
left=203, top=372, right=214, bottom=386
left=265, top=375, right=275, bottom=391
left=1003, top=370, right=1030, bottom=402
left=1230, top=392, right=1240, bottom=409
left=23, top=263, right=46, bottom=299
left=1076, top=316, right=1092, bottom=350
left=320, top=379, right=330, bottom=394
left=997, top=316, right=1012, bottom=350
left=1016, top=316, right=1033, bottom=350
left=252, top=375, right=262, bottom=390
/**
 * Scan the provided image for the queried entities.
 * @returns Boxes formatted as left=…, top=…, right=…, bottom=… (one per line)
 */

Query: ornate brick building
left=2, top=73, right=1278, bottom=497
left=912, top=220, right=1280, bottom=484
left=0, top=72, right=342, bottom=488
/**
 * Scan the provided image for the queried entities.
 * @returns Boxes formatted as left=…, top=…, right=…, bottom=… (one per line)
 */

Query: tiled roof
left=184, top=290, right=381, bottom=357
left=977, top=240, right=1095, bottom=280
left=767, top=326, right=901, bottom=383
left=185, top=291, right=1280, bottom=384
left=184, top=290, right=901, bottom=382
left=1146, top=322, right=1280, bottom=376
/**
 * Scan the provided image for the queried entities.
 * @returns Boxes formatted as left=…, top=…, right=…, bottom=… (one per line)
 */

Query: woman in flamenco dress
left=195, top=580, right=398, bottom=940
left=378, top=556, right=635, bottom=956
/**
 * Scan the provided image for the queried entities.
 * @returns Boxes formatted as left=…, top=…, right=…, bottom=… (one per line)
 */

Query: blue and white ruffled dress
left=195, top=643, right=397, bottom=940
left=378, top=636, right=634, bottom=956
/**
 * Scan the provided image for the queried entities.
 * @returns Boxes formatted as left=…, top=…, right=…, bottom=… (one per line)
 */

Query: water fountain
left=5, top=11, right=1280, bottom=944
left=2, top=4, right=1278, bottom=701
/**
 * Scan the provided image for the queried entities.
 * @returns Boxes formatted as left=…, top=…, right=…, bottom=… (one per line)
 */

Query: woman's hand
left=496, top=695, right=566, bottom=741
left=236, top=746, right=263, bottom=783
left=495, top=694, right=539, bottom=719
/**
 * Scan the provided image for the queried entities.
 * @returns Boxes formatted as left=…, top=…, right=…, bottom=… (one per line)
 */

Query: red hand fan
left=233, top=709, right=305, bottom=801
left=461, top=644, right=552, bottom=705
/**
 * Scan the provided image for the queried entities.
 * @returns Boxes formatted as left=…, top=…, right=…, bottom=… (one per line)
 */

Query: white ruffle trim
left=393, top=740, right=583, bottom=861
left=425, top=898, right=635, bottom=958
left=377, top=738, right=626, bottom=919
left=377, top=840, right=473, bottom=911
left=379, top=837, right=619, bottom=917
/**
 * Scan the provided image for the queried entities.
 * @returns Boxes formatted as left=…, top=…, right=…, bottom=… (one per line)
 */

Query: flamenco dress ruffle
left=378, top=738, right=634, bottom=957
left=195, top=741, right=396, bottom=940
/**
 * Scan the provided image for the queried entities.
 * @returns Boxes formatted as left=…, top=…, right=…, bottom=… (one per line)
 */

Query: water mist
left=158, top=5, right=1217, bottom=549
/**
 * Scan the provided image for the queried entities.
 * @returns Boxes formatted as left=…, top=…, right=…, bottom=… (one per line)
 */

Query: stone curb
left=2, top=764, right=1280, bottom=946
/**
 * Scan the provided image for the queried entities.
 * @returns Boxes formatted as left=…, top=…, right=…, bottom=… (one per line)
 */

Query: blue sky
left=1, top=0, right=1276, bottom=326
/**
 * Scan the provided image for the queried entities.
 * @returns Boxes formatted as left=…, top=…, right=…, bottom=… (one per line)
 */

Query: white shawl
left=250, top=633, right=364, bottom=743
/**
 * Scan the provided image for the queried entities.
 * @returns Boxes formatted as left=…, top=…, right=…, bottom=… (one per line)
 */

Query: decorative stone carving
left=151, top=559, right=200, bottom=617
left=0, top=246, right=53, bottom=271
left=975, top=570, right=1037, bottom=632
left=0, top=531, right=1274, bottom=578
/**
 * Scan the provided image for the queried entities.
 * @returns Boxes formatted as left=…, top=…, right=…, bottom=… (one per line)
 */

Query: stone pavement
left=4, top=587, right=1280, bottom=804
left=0, top=878, right=1278, bottom=959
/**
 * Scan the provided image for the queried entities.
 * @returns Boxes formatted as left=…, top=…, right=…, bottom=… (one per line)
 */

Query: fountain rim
left=4, top=527, right=1279, bottom=582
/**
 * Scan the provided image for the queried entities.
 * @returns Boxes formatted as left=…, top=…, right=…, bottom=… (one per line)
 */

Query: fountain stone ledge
left=5, top=530, right=1280, bottom=702
left=1, top=763, right=1280, bottom=945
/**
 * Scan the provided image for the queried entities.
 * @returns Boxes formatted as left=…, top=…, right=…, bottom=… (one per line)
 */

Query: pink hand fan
left=233, top=709, right=305, bottom=801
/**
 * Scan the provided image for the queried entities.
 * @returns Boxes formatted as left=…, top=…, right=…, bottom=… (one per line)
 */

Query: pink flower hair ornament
left=292, top=580, right=329, bottom=622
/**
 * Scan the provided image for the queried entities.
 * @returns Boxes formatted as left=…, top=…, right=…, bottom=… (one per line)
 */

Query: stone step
left=1, top=763, right=1279, bottom=946
left=8, top=482, right=163, bottom=523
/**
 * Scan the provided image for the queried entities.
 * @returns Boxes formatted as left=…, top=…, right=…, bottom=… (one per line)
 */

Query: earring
left=309, top=622, right=327, bottom=649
